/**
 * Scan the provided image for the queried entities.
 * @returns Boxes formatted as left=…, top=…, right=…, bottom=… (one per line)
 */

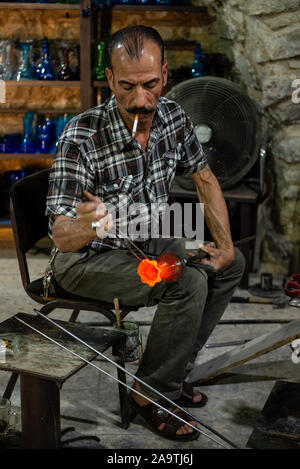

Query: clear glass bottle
left=0, top=40, right=14, bottom=80
left=14, top=40, right=36, bottom=81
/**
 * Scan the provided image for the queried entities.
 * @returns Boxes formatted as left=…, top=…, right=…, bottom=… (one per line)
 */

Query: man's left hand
left=188, top=242, right=235, bottom=273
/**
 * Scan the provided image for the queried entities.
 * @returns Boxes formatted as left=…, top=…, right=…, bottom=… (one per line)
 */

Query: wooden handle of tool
left=114, top=298, right=123, bottom=329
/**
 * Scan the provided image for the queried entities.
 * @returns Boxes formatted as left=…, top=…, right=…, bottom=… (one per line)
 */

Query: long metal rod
left=15, top=316, right=231, bottom=449
left=115, top=234, right=142, bottom=261
left=32, top=309, right=240, bottom=449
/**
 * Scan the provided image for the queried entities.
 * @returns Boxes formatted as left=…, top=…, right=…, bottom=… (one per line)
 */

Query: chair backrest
left=9, top=168, right=51, bottom=288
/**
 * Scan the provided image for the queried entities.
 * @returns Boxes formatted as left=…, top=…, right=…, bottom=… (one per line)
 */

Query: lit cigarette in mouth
left=132, top=113, right=139, bottom=138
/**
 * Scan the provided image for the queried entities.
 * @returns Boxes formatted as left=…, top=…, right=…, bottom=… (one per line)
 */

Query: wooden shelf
left=93, top=80, right=109, bottom=87
left=0, top=218, right=11, bottom=228
left=4, top=80, right=81, bottom=87
left=0, top=108, right=80, bottom=113
left=0, top=2, right=80, bottom=10
left=96, top=4, right=207, bottom=12
left=0, top=154, right=54, bottom=160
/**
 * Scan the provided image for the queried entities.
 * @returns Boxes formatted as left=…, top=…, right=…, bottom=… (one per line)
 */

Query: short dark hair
left=107, top=25, right=165, bottom=69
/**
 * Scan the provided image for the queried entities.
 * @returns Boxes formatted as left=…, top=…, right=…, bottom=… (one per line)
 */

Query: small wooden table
left=0, top=312, right=122, bottom=449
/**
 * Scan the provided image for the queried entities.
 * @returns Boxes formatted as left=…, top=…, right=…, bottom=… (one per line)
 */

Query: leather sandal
left=129, top=394, right=199, bottom=442
left=173, top=382, right=208, bottom=408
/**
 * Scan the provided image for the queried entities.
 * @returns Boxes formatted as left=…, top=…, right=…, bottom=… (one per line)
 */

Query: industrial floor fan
left=165, top=76, right=264, bottom=191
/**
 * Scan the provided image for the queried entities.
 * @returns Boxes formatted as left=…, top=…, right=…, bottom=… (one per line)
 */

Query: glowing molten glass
left=137, top=252, right=183, bottom=287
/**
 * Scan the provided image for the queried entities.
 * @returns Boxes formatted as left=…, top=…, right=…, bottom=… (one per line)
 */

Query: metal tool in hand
left=17, top=309, right=240, bottom=449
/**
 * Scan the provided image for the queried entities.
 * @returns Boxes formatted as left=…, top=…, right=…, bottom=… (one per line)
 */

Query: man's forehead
left=110, top=40, right=162, bottom=68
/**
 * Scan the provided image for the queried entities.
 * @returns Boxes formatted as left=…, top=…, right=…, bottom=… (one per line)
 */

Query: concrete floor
left=0, top=231, right=300, bottom=450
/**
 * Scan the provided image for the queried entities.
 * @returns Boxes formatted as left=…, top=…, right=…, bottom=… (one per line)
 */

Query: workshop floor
left=0, top=230, right=299, bottom=450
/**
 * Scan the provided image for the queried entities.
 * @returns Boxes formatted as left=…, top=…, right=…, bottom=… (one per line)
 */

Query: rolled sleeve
left=176, top=115, right=207, bottom=176
left=46, top=137, right=95, bottom=237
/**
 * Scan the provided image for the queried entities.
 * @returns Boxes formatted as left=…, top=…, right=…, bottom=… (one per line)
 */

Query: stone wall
left=193, top=0, right=300, bottom=275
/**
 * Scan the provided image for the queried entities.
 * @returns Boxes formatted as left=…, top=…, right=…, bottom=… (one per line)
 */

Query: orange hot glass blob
left=137, top=252, right=183, bottom=287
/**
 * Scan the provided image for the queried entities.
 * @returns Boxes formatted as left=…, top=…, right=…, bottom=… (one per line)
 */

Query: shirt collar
left=106, top=96, right=168, bottom=152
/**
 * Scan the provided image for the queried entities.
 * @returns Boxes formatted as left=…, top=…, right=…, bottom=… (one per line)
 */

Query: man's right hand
left=76, top=190, right=113, bottom=238
left=52, top=190, right=113, bottom=252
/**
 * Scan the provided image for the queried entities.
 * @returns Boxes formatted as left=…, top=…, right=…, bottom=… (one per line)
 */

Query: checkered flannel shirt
left=46, top=95, right=207, bottom=252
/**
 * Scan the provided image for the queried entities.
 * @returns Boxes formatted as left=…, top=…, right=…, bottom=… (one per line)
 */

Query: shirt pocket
left=102, top=175, right=136, bottom=209
left=162, top=148, right=181, bottom=186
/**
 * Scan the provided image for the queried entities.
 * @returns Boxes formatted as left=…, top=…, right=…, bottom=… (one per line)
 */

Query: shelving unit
left=0, top=0, right=210, bottom=227
left=0, top=2, right=80, bottom=9
left=4, top=80, right=80, bottom=87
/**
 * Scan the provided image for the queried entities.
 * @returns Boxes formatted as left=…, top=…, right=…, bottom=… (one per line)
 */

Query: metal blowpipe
left=16, top=310, right=240, bottom=449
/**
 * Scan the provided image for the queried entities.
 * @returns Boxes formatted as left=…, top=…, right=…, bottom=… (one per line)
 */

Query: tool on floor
left=218, top=319, right=292, bottom=324
left=114, top=297, right=140, bottom=363
left=114, top=298, right=123, bottom=329
left=205, top=339, right=252, bottom=348
left=249, top=273, right=284, bottom=299
left=19, top=309, right=240, bottom=449
left=230, top=295, right=288, bottom=308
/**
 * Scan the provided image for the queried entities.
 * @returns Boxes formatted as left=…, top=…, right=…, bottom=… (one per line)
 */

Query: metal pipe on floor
left=16, top=315, right=232, bottom=449
left=20, top=310, right=240, bottom=449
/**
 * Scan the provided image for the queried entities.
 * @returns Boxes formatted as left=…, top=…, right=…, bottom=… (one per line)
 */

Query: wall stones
left=206, top=0, right=300, bottom=274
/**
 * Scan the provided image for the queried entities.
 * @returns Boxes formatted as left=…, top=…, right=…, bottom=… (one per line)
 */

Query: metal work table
left=0, top=312, right=122, bottom=449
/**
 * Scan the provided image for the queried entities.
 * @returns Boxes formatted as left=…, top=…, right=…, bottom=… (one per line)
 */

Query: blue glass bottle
left=50, top=113, right=71, bottom=153
left=36, top=116, right=54, bottom=153
left=36, top=38, right=56, bottom=81
left=19, top=112, right=37, bottom=153
left=189, top=43, right=205, bottom=78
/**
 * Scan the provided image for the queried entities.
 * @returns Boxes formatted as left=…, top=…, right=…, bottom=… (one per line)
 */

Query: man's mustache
left=126, top=106, right=155, bottom=115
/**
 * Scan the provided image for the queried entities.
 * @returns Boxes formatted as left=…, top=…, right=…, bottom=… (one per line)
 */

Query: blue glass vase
left=19, top=112, right=37, bottom=153
left=14, top=40, right=36, bottom=81
left=36, top=119, right=53, bottom=153
left=189, top=43, right=205, bottom=78
left=50, top=113, right=75, bottom=153
left=36, top=38, right=56, bottom=81
left=2, top=134, right=23, bottom=153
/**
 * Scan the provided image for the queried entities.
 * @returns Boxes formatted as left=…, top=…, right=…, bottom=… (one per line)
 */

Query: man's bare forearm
left=191, top=165, right=234, bottom=253
left=52, top=216, right=95, bottom=253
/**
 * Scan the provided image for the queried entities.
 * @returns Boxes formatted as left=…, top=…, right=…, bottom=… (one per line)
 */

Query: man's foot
left=173, top=382, right=208, bottom=408
left=131, top=381, right=198, bottom=436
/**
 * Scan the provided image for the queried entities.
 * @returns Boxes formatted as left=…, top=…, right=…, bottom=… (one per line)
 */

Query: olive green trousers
left=53, top=238, right=245, bottom=399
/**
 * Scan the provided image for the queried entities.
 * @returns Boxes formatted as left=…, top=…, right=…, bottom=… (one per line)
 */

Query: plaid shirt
left=46, top=95, right=207, bottom=252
